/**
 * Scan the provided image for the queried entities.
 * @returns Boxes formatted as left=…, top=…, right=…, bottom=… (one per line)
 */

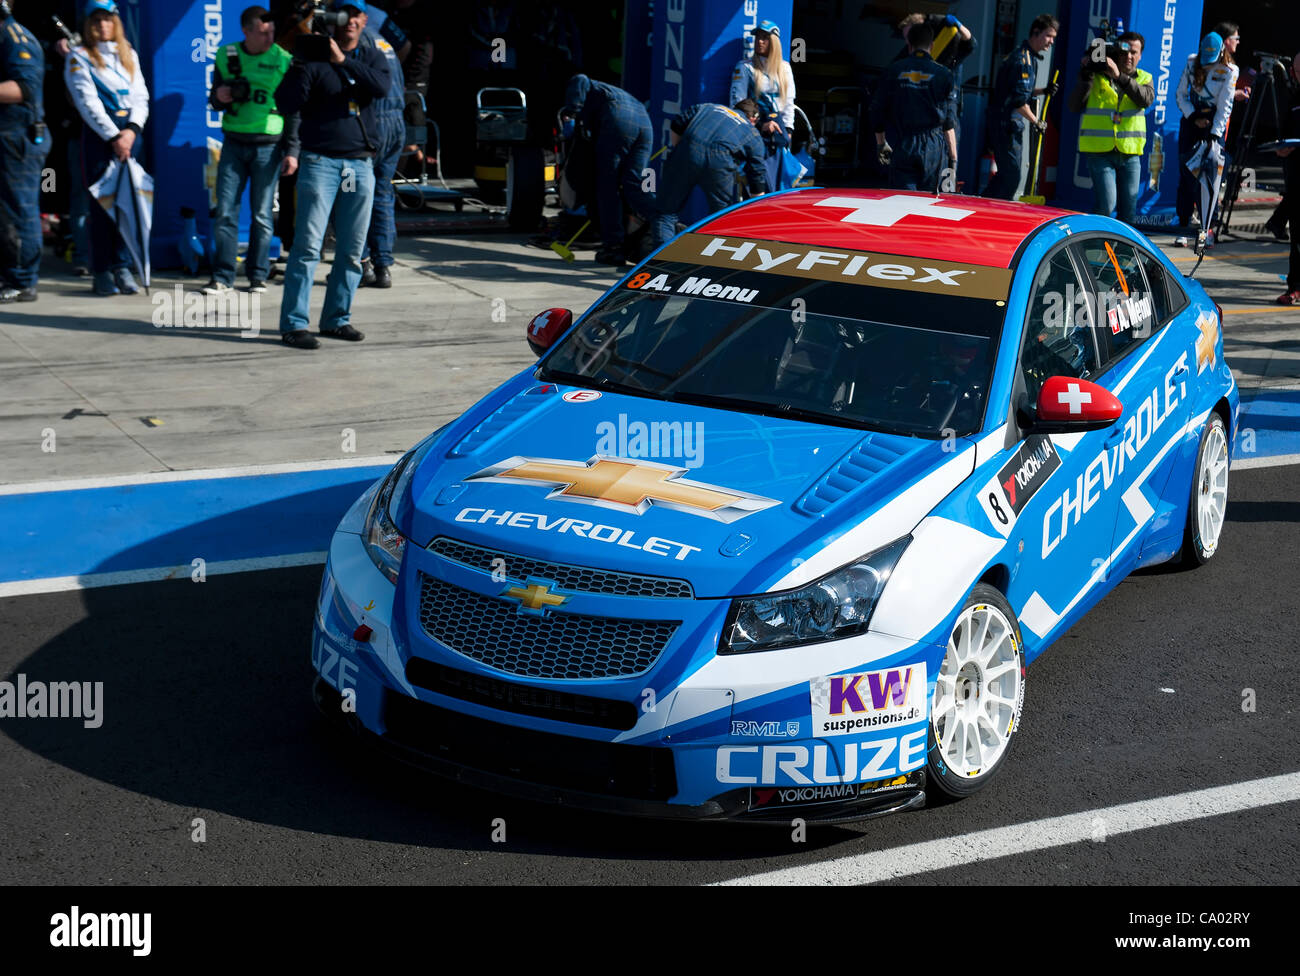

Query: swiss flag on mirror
left=1037, top=376, right=1122, bottom=425
left=527, top=308, right=573, bottom=356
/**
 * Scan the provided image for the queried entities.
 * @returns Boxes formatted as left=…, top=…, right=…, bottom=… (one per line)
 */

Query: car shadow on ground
left=0, top=497, right=860, bottom=863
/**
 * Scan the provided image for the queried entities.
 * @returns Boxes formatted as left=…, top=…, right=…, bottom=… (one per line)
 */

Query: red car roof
left=698, top=188, right=1075, bottom=269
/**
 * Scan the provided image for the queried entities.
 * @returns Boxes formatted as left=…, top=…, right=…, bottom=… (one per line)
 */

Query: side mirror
left=1034, top=376, right=1123, bottom=432
left=526, top=308, right=572, bottom=357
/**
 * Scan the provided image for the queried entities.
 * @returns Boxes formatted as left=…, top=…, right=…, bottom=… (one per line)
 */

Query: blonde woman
left=729, top=19, right=795, bottom=136
left=1174, top=23, right=1241, bottom=232
left=64, top=0, right=149, bottom=296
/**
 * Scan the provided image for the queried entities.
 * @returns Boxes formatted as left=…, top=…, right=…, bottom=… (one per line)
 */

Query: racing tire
left=926, top=584, right=1025, bottom=800
left=1181, top=412, right=1229, bottom=567
left=506, top=147, right=545, bottom=232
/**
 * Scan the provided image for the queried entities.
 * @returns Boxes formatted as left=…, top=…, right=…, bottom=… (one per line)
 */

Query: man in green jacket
left=204, top=5, right=299, bottom=295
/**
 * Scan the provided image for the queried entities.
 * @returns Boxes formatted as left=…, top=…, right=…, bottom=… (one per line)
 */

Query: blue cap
left=1200, top=31, right=1224, bottom=63
left=752, top=19, right=780, bottom=38
left=84, top=0, right=119, bottom=16
left=330, top=0, right=366, bottom=11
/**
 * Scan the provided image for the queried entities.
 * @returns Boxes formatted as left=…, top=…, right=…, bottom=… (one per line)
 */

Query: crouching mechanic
left=0, top=0, right=49, bottom=304
left=651, top=100, right=768, bottom=248
left=562, top=74, right=656, bottom=266
left=273, top=1, right=389, bottom=349
left=205, top=5, right=298, bottom=296
left=871, top=22, right=957, bottom=191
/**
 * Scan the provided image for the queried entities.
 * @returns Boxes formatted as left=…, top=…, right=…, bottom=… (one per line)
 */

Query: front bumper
left=313, top=510, right=938, bottom=824
left=314, top=676, right=927, bottom=823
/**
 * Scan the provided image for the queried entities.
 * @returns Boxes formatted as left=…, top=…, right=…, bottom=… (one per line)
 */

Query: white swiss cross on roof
left=814, top=195, right=975, bottom=227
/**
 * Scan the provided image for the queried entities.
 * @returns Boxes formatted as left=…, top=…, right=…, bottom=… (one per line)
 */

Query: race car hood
left=401, top=380, right=975, bottom=598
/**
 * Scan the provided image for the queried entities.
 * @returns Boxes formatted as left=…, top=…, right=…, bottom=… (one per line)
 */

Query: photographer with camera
left=1068, top=28, right=1152, bottom=225
left=203, top=5, right=299, bottom=297
left=0, top=0, right=49, bottom=304
left=272, top=0, right=389, bottom=349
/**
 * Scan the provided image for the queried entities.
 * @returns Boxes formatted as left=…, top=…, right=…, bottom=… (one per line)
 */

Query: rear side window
left=1075, top=238, right=1156, bottom=364
left=1138, top=249, right=1187, bottom=325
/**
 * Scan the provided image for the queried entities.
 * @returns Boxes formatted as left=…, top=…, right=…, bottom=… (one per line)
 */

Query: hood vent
left=447, top=386, right=551, bottom=458
left=796, top=434, right=914, bottom=516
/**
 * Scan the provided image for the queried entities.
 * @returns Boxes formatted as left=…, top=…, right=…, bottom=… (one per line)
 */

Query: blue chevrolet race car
left=311, top=188, right=1237, bottom=823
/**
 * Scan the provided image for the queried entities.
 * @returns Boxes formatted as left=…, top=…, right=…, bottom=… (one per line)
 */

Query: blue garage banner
left=1056, top=0, right=1204, bottom=222
left=128, top=0, right=248, bottom=267
left=646, top=0, right=794, bottom=224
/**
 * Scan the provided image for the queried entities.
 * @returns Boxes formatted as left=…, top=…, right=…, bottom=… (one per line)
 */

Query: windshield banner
left=657, top=234, right=1014, bottom=301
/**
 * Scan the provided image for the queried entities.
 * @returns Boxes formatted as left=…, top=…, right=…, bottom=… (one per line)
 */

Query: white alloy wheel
left=927, top=585, right=1024, bottom=798
left=1183, top=413, right=1229, bottom=566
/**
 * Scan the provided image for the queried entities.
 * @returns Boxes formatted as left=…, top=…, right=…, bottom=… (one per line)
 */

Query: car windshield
left=538, top=257, right=1010, bottom=437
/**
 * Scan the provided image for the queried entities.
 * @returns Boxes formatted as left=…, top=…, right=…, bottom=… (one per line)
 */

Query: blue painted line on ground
left=0, top=465, right=391, bottom=584
left=1238, top=389, right=1300, bottom=460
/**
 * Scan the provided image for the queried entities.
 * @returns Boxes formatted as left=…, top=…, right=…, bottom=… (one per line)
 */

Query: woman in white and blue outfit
left=729, top=19, right=796, bottom=191
left=63, top=0, right=149, bottom=296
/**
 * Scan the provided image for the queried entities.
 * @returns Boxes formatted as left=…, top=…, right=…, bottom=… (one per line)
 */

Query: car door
left=1070, top=236, right=1194, bottom=578
left=981, top=243, right=1123, bottom=648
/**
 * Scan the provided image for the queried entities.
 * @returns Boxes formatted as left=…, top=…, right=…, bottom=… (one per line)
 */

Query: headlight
left=362, top=431, right=444, bottom=584
left=721, top=537, right=910, bottom=654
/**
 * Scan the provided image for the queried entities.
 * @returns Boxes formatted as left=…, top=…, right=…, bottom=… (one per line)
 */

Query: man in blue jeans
left=205, top=5, right=298, bottom=296
left=273, top=0, right=389, bottom=349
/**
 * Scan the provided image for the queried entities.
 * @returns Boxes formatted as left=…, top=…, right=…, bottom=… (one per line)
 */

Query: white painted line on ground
left=0, top=456, right=397, bottom=496
left=1233, top=452, right=1300, bottom=470
left=714, top=771, right=1300, bottom=886
left=0, top=552, right=328, bottom=598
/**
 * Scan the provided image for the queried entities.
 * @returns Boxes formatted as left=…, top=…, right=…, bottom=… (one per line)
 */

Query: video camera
left=1083, top=18, right=1132, bottom=74
left=293, top=0, right=351, bottom=63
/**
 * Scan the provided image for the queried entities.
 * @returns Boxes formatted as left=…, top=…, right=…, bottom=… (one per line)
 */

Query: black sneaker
left=319, top=324, right=365, bottom=341
left=281, top=330, right=320, bottom=349
left=360, top=259, right=376, bottom=286
left=372, top=264, right=392, bottom=288
left=1263, top=215, right=1289, bottom=241
left=0, top=286, right=37, bottom=303
left=594, top=247, right=628, bottom=267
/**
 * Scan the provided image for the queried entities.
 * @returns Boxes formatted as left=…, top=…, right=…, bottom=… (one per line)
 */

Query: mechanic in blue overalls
left=650, top=101, right=768, bottom=248
left=982, top=14, right=1058, bottom=200
left=562, top=73, right=655, bottom=267
left=870, top=22, right=957, bottom=192
left=0, top=0, right=49, bottom=304
left=356, top=0, right=408, bottom=289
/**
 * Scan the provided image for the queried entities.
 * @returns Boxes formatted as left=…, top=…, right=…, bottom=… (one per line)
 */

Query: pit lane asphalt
left=0, top=462, right=1295, bottom=886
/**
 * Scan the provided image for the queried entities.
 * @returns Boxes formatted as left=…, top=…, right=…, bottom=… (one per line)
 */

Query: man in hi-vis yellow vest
left=1068, top=30, right=1153, bottom=225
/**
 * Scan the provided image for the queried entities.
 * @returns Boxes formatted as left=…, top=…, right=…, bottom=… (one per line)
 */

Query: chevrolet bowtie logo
left=467, top=456, right=780, bottom=522
left=1195, top=311, right=1218, bottom=374
left=899, top=70, right=934, bottom=84
left=501, top=581, right=569, bottom=613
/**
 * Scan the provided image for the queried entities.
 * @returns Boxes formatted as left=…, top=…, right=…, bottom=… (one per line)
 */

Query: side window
left=1076, top=238, right=1156, bottom=364
left=1020, top=247, right=1100, bottom=407
left=1138, top=249, right=1185, bottom=326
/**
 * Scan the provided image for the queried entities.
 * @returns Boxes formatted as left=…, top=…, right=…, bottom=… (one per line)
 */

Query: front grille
left=406, top=658, right=638, bottom=730
left=427, top=537, right=694, bottom=599
left=383, top=691, right=677, bottom=801
left=417, top=573, right=678, bottom=679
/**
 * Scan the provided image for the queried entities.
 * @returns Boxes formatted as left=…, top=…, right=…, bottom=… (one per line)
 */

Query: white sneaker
left=201, top=281, right=233, bottom=296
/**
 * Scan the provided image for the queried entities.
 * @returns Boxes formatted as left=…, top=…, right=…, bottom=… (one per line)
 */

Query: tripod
left=1215, top=55, right=1291, bottom=240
